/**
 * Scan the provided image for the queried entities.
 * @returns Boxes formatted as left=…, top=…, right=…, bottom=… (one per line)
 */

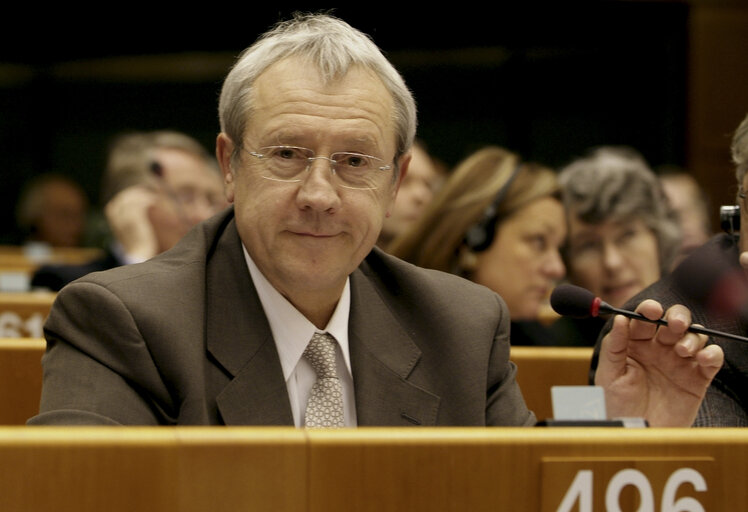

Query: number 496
left=557, top=468, right=707, bottom=512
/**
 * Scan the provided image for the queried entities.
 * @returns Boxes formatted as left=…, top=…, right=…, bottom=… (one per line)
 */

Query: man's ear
left=386, top=151, right=411, bottom=216
left=216, top=133, right=235, bottom=203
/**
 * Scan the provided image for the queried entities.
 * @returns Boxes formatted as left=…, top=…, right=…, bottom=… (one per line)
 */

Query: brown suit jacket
left=29, top=208, right=535, bottom=427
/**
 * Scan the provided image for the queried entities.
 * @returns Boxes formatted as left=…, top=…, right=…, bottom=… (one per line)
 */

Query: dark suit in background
left=30, top=249, right=123, bottom=291
left=29, top=208, right=535, bottom=427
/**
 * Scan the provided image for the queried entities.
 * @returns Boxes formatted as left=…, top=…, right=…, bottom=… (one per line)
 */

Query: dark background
left=0, top=2, right=711, bottom=244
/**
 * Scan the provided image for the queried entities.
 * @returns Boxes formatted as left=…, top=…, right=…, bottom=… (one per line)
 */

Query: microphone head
left=550, top=284, right=599, bottom=318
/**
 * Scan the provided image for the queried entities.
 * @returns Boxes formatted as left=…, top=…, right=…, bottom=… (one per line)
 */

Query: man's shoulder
left=31, top=251, right=121, bottom=291
left=360, top=247, right=505, bottom=311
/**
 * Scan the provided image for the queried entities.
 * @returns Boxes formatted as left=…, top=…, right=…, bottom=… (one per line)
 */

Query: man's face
left=218, top=58, right=407, bottom=308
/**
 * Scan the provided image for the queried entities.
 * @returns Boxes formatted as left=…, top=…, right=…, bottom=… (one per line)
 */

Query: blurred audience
left=658, top=165, right=713, bottom=267
left=31, top=130, right=227, bottom=291
left=550, top=146, right=681, bottom=346
left=377, top=140, right=446, bottom=248
left=15, top=173, right=89, bottom=248
left=388, top=145, right=566, bottom=345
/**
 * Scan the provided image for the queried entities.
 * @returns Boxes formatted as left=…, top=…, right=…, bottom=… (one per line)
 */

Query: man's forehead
left=246, top=58, right=397, bottom=152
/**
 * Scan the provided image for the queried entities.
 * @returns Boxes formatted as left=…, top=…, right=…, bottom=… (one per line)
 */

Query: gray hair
left=559, top=146, right=681, bottom=273
left=218, top=13, right=417, bottom=164
left=733, top=113, right=748, bottom=185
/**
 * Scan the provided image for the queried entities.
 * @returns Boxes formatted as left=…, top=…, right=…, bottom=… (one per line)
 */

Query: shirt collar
left=242, top=245, right=352, bottom=380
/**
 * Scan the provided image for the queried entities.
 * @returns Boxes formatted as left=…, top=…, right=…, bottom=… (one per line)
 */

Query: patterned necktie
left=303, top=332, right=344, bottom=428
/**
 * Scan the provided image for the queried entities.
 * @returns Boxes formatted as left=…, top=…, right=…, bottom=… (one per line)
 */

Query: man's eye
left=338, top=154, right=369, bottom=168
left=277, top=148, right=300, bottom=159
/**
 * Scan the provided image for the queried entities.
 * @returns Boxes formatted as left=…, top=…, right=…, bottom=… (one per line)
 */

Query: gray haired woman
left=551, top=146, right=681, bottom=346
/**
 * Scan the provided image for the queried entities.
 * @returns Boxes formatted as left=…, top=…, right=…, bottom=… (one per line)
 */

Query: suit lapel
left=349, top=268, right=441, bottom=426
left=205, top=217, right=293, bottom=426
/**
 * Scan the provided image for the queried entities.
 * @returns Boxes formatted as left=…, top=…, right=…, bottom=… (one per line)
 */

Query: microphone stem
left=601, top=304, right=748, bottom=344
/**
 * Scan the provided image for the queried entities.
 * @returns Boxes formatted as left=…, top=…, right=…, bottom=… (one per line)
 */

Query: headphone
left=463, top=162, right=523, bottom=252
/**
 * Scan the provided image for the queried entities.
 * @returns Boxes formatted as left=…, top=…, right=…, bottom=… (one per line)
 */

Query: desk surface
left=1, top=427, right=745, bottom=511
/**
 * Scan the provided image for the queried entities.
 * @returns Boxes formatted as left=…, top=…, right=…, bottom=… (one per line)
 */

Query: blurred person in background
left=15, top=173, right=89, bottom=248
left=377, top=139, right=446, bottom=248
left=551, top=146, right=681, bottom=346
left=658, top=165, right=713, bottom=267
left=31, top=130, right=227, bottom=291
left=389, top=145, right=566, bottom=345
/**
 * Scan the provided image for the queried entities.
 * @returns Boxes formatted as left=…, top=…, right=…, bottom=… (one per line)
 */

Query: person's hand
left=104, top=186, right=159, bottom=260
left=739, top=250, right=748, bottom=271
left=595, top=300, right=724, bottom=427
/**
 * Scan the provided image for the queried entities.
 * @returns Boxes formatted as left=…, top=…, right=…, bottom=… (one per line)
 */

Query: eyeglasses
left=242, top=145, right=393, bottom=190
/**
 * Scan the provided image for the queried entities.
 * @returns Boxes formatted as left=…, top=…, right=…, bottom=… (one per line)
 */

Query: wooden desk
left=511, top=346, right=594, bottom=421
left=0, top=245, right=102, bottom=291
left=0, top=292, right=56, bottom=338
left=0, top=245, right=103, bottom=267
left=0, top=427, right=744, bottom=511
left=0, top=338, right=45, bottom=425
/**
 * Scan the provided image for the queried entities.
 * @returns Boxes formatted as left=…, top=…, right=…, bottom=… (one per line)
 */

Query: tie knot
left=303, top=332, right=338, bottom=379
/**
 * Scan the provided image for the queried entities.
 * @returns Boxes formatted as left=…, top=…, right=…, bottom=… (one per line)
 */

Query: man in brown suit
left=29, top=14, right=722, bottom=427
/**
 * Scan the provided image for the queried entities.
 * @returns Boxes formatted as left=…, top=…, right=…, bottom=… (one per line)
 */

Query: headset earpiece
left=463, top=163, right=523, bottom=252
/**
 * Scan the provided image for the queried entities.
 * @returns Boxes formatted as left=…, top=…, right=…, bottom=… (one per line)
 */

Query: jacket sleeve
left=486, top=294, right=537, bottom=426
left=28, top=280, right=174, bottom=425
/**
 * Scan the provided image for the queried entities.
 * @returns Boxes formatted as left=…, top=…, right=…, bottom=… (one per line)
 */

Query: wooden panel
left=0, top=427, right=306, bottom=512
left=0, top=427, right=744, bottom=511
left=0, top=291, right=56, bottom=337
left=0, top=245, right=103, bottom=274
left=511, top=346, right=594, bottom=421
left=305, top=427, right=746, bottom=512
left=0, top=338, right=45, bottom=424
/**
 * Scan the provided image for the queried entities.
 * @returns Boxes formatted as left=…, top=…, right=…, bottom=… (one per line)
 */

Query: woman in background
left=388, top=145, right=566, bottom=345
left=551, top=146, right=681, bottom=346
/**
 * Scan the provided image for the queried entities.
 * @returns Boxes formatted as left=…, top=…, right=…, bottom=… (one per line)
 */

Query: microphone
left=550, top=283, right=748, bottom=344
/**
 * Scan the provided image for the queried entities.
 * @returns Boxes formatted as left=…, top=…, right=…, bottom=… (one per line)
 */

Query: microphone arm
left=594, top=297, right=748, bottom=344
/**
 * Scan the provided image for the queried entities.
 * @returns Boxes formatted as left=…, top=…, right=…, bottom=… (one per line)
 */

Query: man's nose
left=295, top=159, right=341, bottom=212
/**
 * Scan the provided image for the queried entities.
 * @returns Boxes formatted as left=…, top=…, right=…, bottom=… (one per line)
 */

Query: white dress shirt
left=243, top=245, right=358, bottom=427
